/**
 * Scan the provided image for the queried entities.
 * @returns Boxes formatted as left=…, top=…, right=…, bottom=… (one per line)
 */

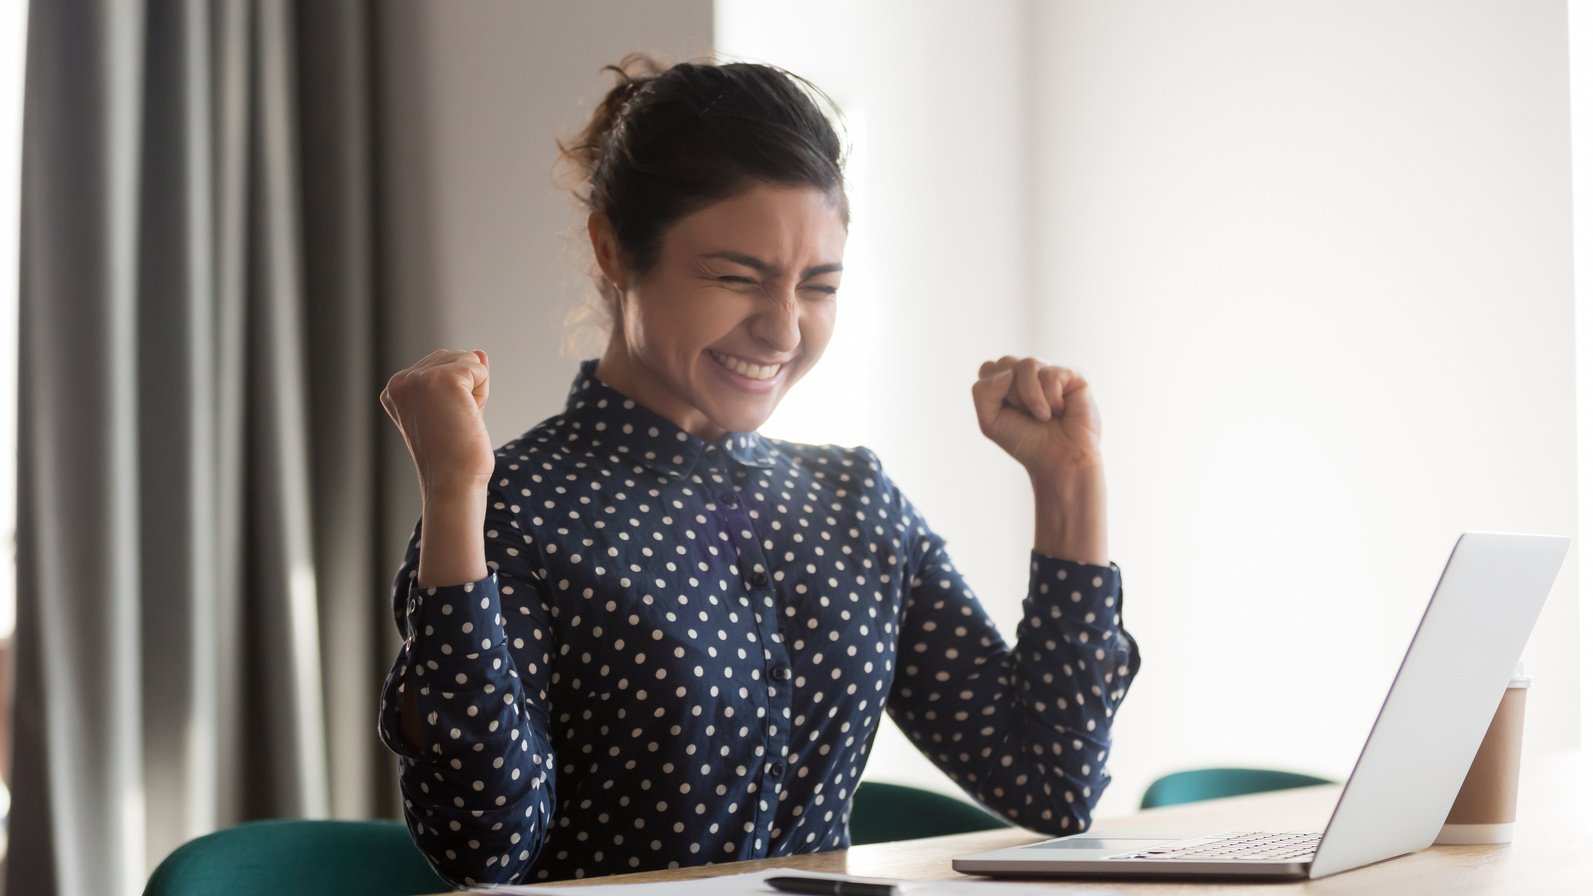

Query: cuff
left=1029, top=553, right=1123, bottom=627
left=404, top=573, right=508, bottom=663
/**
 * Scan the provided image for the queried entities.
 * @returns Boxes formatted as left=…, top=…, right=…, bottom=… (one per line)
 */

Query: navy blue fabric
left=378, top=360, right=1140, bottom=886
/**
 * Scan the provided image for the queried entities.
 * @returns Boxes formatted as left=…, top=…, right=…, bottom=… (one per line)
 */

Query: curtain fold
left=12, top=2, right=402, bottom=894
left=15, top=2, right=149, bottom=894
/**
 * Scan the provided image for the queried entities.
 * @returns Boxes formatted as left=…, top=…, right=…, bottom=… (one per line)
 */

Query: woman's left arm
left=882, top=357, right=1138, bottom=835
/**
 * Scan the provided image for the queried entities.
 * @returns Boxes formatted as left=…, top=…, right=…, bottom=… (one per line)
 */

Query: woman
left=377, top=56, right=1139, bottom=887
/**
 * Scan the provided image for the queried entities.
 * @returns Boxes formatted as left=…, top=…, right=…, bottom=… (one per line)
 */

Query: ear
left=588, top=213, right=627, bottom=293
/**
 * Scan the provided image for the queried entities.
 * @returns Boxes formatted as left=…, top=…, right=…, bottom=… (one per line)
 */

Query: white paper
left=470, top=867, right=1103, bottom=896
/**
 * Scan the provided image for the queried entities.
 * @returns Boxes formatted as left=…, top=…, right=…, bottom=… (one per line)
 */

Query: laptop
left=953, top=531, right=1568, bottom=881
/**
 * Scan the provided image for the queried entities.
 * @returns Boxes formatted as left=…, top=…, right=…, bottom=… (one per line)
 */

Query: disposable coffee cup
left=1434, top=662, right=1530, bottom=845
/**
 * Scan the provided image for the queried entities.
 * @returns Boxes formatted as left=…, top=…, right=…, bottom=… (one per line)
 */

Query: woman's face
left=593, top=185, right=847, bottom=439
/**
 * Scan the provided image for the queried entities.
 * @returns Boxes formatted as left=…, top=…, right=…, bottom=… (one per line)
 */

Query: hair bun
left=557, top=53, right=665, bottom=194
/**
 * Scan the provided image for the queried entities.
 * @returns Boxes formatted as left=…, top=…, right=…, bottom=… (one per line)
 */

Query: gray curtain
left=11, top=2, right=403, bottom=895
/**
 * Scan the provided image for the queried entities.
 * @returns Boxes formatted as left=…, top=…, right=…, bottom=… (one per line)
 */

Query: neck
left=594, top=342, right=724, bottom=441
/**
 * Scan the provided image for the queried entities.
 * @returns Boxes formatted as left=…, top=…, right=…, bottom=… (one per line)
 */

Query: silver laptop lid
left=1309, top=532, right=1567, bottom=878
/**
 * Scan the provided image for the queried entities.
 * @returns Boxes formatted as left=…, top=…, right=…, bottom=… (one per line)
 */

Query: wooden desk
left=531, top=751, right=1590, bottom=895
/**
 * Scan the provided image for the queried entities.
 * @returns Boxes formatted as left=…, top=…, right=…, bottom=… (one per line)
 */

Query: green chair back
left=1140, top=767, right=1336, bottom=810
left=144, top=819, right=451, bottom=896
left=849, top=781, right=1009, bottom=845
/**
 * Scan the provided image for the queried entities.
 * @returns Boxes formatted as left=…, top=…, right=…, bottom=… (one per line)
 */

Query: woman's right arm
left=376, top=350, right=558, bottom=887
left=378, top=499, right=557, bottom=888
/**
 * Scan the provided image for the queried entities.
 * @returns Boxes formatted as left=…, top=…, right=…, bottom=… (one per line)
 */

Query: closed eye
left=717, top=275, right=758, bottom=285
left=802, top=285, right=839, bottom=296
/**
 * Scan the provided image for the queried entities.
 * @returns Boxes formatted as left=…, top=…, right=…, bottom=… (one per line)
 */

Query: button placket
left=717, top=469, right=790, bottom=852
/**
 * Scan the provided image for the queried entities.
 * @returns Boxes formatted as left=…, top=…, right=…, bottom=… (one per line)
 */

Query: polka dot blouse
left=377, top=361, right=1141, bottom=887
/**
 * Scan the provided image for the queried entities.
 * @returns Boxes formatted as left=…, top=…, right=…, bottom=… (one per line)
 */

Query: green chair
left=144, top=819, right=451, bottom=896
left=1140, top=767, right=1336, bottom=810
left=849, top=781, right=1010, bottom=845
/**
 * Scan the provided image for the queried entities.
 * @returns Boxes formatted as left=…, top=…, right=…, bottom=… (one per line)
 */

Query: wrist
left=1027, top=456, right=1105, bottom=500
left=417, top=485, right=490, bottom=588
left=1030, top=462, right=1108, bottom=566
left=421, top=475, right=491, bottom=511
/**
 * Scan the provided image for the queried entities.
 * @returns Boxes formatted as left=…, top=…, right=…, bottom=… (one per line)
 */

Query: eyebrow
left=700, top=251, right=843, bottom=279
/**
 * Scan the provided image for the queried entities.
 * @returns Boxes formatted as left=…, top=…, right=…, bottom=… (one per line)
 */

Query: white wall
left=1571, top=0, right=1593, bottom=752
left=721, top=0, right=1581, bottom=820
left=1038, top=0, right=1578, bottom=817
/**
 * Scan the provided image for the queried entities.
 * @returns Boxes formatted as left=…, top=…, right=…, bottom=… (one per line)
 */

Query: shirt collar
left=561, top=359, right=777, bottom=479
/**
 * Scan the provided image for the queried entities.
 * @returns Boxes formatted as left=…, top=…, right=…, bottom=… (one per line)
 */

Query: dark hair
left=559, top=54, right=848, bottom=296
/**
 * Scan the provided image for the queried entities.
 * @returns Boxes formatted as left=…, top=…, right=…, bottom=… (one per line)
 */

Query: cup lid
left=1509, top=659, right=1532, bottom=688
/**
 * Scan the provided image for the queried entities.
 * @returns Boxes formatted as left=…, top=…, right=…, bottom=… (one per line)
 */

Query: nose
left=751, top=292, right=802, bottom=354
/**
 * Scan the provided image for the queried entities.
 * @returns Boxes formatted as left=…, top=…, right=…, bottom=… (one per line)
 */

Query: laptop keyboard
left=1110, top=831, right=1322, bottom=862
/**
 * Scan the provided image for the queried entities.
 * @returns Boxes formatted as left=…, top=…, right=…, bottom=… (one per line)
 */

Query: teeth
left=711, top=351, right=781, bottom=380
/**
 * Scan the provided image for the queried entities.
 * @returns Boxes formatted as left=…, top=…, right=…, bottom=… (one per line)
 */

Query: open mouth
left=709, top=350, right=783, bottom=381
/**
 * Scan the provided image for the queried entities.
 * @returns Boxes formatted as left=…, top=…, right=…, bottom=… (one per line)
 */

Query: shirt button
left=769, top=762, right=785, bottom=778
left=720, top=492, right=740, bottom=509
left=770, top=664, right=792, bottom=681
left=748, top=570, right=769, bottom=588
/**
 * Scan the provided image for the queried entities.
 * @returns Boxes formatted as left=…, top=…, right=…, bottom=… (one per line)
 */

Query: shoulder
left=762, top=439, right=914, bottom=519
left=764, top=440, right=937, bottom=556
left=765, top=439, right=885, bottom=485
left=483, top=413, right=584, bottom=493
